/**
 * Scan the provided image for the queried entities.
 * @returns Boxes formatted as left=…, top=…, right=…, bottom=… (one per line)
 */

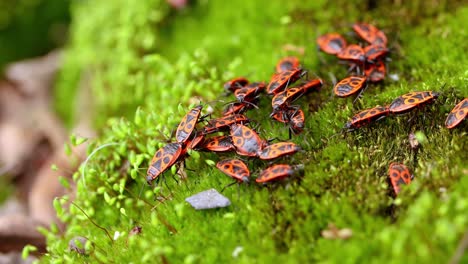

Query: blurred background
left=0, top=0, right=70, bottom=68
left=0, top=1, right=71, bottom=262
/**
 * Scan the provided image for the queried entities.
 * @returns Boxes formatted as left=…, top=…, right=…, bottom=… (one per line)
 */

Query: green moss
left=43, top=0, right=468, bottom=263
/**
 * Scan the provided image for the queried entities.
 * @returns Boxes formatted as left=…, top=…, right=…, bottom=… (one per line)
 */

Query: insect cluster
left=317, top=23, right=466, bottom=196
left=146, top=59, right=321, bottom=188
left=318, top=23, right=389, bottom=100
left=317, top=23, right=467, bottom=130
left=146, top=22, right=466, bottom=197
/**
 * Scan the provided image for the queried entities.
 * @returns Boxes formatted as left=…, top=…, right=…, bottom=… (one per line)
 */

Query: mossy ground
left=42, top=0, right=467, bottom=263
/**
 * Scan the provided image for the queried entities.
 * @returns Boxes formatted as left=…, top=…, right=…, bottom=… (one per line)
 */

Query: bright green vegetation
left=42, top=0, right=467, bottom=263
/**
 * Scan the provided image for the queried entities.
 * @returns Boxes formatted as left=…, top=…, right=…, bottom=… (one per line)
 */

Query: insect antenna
left=221, top=180, right=238, bottom=193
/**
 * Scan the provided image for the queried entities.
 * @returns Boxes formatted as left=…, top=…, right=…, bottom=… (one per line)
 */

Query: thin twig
left=58, top=198, right=114, bottom=243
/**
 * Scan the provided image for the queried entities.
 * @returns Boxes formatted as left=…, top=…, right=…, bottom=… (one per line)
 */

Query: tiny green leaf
left=22, top=245, right=37, bottom=259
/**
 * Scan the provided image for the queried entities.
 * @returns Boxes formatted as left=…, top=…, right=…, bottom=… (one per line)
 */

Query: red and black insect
left=203, top=114, right=250, bottom=134
left=271, top=109, right=290, bottom=124
left=258, top=142, right=300, bottom=160
left=271, top=108, right=305, bottom=136
left=223, top=101, right=256, bottom=116
left=196, top=135, right=235, bottom=152
left=175, top=105, right=203, bottom=143
left=216, top=159, right=250, bottom=184
left=256, top=164, right=304, bottom=183
left=389, top=91, right=440, bottom=115
left=388, top=163, right=413, bottom=195
left=316, top=33, right=347, bottom=55
left=345, top=105, right=389, bottom=130
left=276, top=56, right=301, bottom=73
left=337, top=44, right=366, bottom=63
left=364, top=44, right=389, bottom=63
left=271, top=78, right=323, bottom=112
left=234, top=82, right=266, bottom=103
left=289, top=108, right=305, bottom=135
left=266, top=68, right=307, bottom=95
left=186, top=132, right=205, bottom=150
left=333, top=76, right=367, bottom=98
left=146, top=142, right=184, bottom=184
left=230, top=124, right=266, bottom=157
left=364, top=59, right=386, bottom=82
left=224, top=77, right=249, bottom=93
left=445, top=98, right=468, bottom=129
left=353, top=23, right=388, bottom=46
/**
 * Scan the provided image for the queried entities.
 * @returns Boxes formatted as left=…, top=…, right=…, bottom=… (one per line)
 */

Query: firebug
left=289, top=108, right=305, bottom=135
left=271, top=78, right=323, bottom=112
left=389, top=91, right=439, bottom=115
left=364, top=59, right=386, bottom=82
left=345, top=105, right=389, bottom=130
left=203, top=114, right=250, bottom=134
left=316, top=33, right=347, bottom=55
left=276, top=56, right=301, bottom=73
left=146, top=142, right=184, bottom=184
left=175, top=105, right=203, bottom=143
left=258, top=142, right=301, bottom=160
left=224, top=77, right=249, bottom=93
left=364, top=44, right=389, bottom=63
left=333, top=76, right=367, bottom=97
left=234, top=82, right=266, bottom=103
left=445, top=98, right=468, bottom=129
left=337, top=44, right=365, bottom=63
left=388, top=163, right=413, bottom=195
left=223, top=101, right=256, bottom=116
left=353, top=23, right=388, bottom=46
left=186, top=132, right=205, bottom=150
left=216, top=159, right=250, bottom=184
left=230, top=124, right=266, bottom=157
left=256, top=164, right=304, bottom=183
left=196, top=135, right=235, bottom=152
left=271, top=107, right=305, bottom=137
left=267, top=68, right=307, bottom=95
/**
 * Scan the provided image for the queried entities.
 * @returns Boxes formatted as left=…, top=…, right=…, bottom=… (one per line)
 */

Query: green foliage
left=0, top=0, right=70, bottom=69
left=21, top=244, right=37, bottom=259
left=44, top=0, right=467, bottom=263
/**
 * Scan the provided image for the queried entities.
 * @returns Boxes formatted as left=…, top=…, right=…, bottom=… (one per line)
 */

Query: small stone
left=185, top=189, right=231, bottom=210
left=68, top=236, right=89, bottom=255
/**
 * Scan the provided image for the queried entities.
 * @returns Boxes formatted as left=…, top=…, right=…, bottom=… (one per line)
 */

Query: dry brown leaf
left=0, top=50, right=96, bottom=254
left=0, top=214, right=46, bottom=253
left=5, top=50, right=61, bottom=99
